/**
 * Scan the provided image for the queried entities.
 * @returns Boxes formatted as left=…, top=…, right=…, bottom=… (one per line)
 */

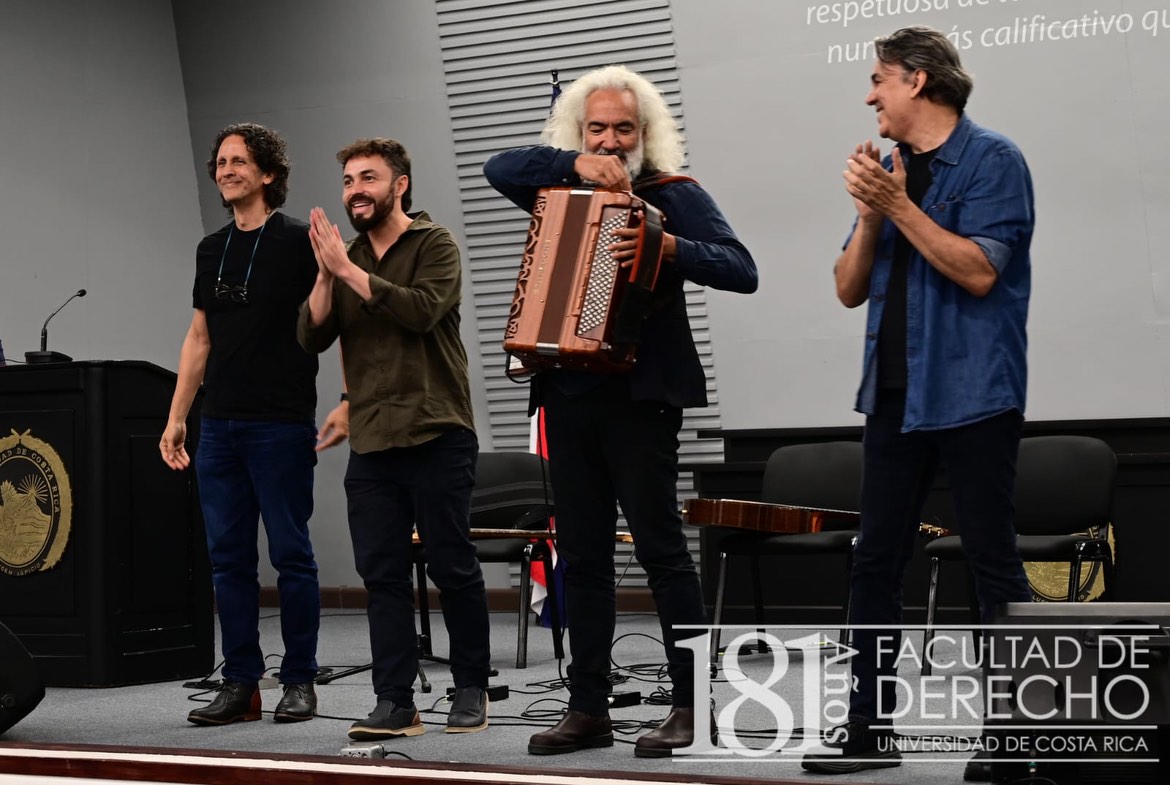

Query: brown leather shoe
left=187, top=681, right=261, bottom=726
left=528, top=710, right=613, bottom=755
left=634, top=707, right=718, bottom=758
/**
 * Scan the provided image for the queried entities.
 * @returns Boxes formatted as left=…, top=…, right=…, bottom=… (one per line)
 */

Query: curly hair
left=206, top=122, right=290, bottom=212
left=336, top=138, right=413, bottom=213
left=875, top=26, right=973, bottom=112
left=541, top=65, right=684, bottom=174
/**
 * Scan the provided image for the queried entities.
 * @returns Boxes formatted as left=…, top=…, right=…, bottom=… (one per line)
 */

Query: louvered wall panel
left=435, top=0, right=725, bottom=587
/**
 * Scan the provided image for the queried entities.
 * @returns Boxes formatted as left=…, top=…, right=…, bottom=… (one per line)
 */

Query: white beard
left=587, top=142, right=645, bottom=181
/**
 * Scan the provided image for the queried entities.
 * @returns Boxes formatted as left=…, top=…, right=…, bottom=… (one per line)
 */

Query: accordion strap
left=633, top=172, right=699, bottom=192
left=629, top=171, right=696, bottom=274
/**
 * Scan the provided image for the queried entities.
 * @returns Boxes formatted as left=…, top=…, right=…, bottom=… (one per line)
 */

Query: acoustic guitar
left=682, top=498, right=951, bottom=538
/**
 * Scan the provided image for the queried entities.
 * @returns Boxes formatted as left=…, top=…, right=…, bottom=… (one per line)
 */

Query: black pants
left=344, top=427, right=491, bottom=706
left=849, top=391, right=1032, bottom=722
left=542, top=377, right=707, bottom=716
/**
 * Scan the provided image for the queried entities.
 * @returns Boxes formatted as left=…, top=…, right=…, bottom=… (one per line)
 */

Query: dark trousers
left=195, top=418, right=320, bottom=685
left=542, top=377, right=706, bottom=716
left=848, top=392, right=1032, bottom=722
left=344, top=427, right=490, bottom=706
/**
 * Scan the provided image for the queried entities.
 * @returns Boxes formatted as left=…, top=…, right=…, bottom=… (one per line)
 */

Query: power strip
left=339, top=743, right=385, bottom=758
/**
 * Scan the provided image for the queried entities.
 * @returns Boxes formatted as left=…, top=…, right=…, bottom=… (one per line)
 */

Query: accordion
left=503, top=187, right=665, bottom=374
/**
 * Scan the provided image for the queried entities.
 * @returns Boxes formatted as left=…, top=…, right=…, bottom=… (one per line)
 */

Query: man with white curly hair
left=485, top=64, right=757, bottom=759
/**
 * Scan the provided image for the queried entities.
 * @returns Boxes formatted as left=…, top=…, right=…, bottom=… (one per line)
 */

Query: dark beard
left=346, top=197, right=393, bottom=233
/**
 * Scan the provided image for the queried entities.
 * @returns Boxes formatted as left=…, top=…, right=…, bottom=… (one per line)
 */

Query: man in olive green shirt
left=297, top=138, right=490, bottom=741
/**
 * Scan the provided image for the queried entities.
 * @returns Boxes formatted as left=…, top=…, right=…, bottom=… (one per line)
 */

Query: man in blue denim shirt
left=803, top=27, right=1034, bottom=775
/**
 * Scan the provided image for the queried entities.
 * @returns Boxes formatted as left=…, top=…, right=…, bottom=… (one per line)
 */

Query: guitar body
left=681, top=498, right=858, bottom=533
left=682, top=498, right=951, bottom=538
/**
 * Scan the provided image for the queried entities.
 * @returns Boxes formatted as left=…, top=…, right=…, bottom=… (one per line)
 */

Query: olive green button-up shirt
left=297, top=212, right=475, bottom=454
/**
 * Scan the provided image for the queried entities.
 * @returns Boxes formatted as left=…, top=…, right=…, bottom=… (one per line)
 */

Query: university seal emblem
left=0, top=429, right=73, bottom=576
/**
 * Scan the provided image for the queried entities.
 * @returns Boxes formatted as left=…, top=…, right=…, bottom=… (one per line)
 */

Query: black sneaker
left=348, top=699, right=425, bottom=740
left=446, top=686, right=488, bottom=733
left=821, top=720, right=867, bottom=749
left=802, top=722, right=902, bottom=775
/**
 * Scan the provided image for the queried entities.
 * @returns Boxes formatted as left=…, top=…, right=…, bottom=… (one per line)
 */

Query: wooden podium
left=0, top=361, right=212, bottom=686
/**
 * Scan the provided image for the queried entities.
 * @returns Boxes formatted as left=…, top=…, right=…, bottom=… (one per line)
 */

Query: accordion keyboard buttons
left=578, top=213, right=626, bottom=335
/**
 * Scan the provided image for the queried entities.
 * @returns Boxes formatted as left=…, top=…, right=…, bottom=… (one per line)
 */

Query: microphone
left=26, top=288, right=87, bottom=364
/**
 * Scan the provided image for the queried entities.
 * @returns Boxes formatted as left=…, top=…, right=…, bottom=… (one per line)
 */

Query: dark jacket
left=297, top=212, right=474, bottom=453
left=483, top=145, right=757, bottom=409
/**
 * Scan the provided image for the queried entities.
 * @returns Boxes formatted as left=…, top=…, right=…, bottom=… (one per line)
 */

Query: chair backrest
left=470, top=451, right=554, bottom=530
left=761, top=441, right=864, bottom=521
left=1013, top=435, right=1116, bottom=537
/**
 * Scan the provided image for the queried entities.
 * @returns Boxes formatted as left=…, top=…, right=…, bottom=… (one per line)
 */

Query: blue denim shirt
left=852, top=115, right=1034, bottom=431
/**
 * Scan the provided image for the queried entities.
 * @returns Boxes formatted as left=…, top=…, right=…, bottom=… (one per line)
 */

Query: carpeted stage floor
left=0, top=610, right=991, bottom=785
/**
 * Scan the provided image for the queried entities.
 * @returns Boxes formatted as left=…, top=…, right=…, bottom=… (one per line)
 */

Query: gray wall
left=5, top=0, right=1168, bottom=589
left=0, top=0, right=202, bottom=368
left=671, top=0, right=1170, bottom=429
left=170, top=0, right=491, bottom=587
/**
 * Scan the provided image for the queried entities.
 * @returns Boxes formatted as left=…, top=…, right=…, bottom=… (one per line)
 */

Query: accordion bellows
left=503, top=187, right=665, bottom=374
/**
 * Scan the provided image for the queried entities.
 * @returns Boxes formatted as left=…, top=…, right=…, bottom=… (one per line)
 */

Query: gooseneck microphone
left=26, top=288, right=87, bottom=364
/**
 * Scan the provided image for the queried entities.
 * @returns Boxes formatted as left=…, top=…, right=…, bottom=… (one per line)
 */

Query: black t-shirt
left=193, top=211, right=318, bottom=421
left=876, top=147, right=937, bottom=390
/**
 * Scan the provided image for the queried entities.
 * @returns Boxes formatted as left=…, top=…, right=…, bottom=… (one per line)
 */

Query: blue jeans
left=344, top=427, right=490, bottom=706
left=195, top=418, right=320, bottom=685
left=848, top=392, right=1032, bottom=722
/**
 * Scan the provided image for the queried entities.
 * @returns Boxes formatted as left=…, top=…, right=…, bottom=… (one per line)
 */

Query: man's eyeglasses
left=214, top=283, right=249, bottom=303
left=214, top=217, right=269, bottom=305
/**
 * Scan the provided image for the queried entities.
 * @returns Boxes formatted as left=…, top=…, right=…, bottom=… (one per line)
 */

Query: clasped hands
left=308, top=206, right=350, bottom=277
left=844, top=141, right=908, bottom=218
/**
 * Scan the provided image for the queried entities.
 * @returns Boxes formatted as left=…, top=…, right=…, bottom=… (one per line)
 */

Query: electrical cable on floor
left=507, top=676, right=569, bottom=694
left=641, top=686, right=673, bottom=706
left=187, top=603, right=689, bottom=734
left=179, top=625, right=1014, bottom=765
left=183, top=659, right=226, bottom=694
left=613, top=546, right=637, bottom=587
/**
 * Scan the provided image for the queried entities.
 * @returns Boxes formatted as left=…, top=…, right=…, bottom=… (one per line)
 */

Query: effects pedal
left=445, top=685, right=510, bottom=701
left=607, top=691, right=641, bottom=708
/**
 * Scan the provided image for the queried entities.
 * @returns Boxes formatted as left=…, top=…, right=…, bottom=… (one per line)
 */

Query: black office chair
left=413, top=451, right=562, bottom=669
left=921, top=435, right=1117, bottom=674
left=708, top=441, right=864, bottom=670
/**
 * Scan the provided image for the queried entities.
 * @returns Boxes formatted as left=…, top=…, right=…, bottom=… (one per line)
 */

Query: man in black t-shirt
left=160, top=123, right=321, bottom=727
